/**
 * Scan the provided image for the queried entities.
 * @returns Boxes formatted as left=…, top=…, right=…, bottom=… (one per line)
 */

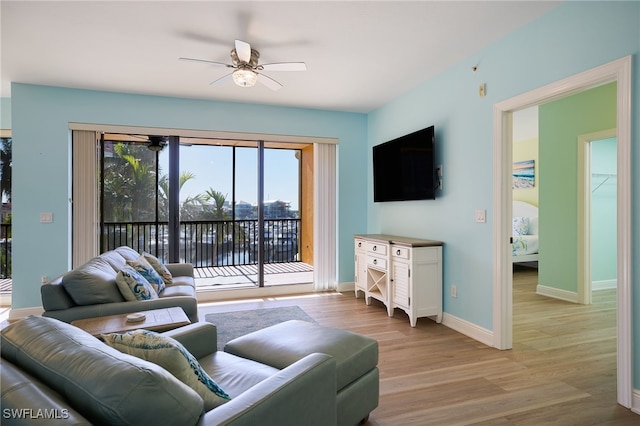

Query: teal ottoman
left=224, top=320, right=379, bottom=426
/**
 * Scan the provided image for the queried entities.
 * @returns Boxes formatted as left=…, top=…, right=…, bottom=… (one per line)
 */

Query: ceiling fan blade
left=257, top=73, right=283, bottom=91
left=261, top=62, right=307, bottom=72
left=235, top=39, right=252, bottom=63
left=210, top=73, right=233, bottom=86
left=179, top=57, right=231, bottom=67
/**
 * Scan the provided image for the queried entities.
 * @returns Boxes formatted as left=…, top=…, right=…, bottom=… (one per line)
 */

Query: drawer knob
left=396, top=249, right=401, bottom=255
left=373, top=246, right=377, bottom=251
left=373, top=259, right=377, bottom=265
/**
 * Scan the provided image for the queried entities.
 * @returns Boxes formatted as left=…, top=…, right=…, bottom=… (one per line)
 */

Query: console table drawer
left=367, top=256, right=387, bottom=270
left=366, top=242, right=387, bottom=256
left=392, top=246, right=410, bottom=260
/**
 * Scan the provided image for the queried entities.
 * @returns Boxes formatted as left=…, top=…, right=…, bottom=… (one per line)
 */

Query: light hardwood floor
left=199, top=267, right=638, bottom=425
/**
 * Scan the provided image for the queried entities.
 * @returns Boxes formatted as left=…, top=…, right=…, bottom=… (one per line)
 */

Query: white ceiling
left=1, top=1, right=559, bottom=113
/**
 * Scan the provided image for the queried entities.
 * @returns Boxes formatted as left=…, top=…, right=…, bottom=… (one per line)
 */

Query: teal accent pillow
left=115, top=265, right=159, bottom=301
left=127, top=255, right=166, bottom=293
left=103, top=329, right=231, bottom=411
left=143, top=252, right=173, bottom=285
left=513, top=216, right=530, bottom=236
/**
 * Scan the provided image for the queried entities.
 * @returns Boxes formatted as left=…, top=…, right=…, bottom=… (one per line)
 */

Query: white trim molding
left=536, top=285, right=578, bottom=303
left=442, top=313, right=494, bottom=347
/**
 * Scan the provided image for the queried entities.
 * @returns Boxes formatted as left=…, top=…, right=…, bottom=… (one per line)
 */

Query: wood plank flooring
left=200, top=267, right=638, bottom=425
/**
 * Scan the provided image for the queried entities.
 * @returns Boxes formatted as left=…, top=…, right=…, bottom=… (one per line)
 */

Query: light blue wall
left=367, top=1, right=639, bottom=385
left=10, top=84, right=367, bottom=308
left=591, top=137, right=617, bottom=283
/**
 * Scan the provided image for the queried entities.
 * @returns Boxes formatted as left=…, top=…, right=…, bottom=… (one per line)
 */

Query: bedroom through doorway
left=495, top=56, right=631, bottom=407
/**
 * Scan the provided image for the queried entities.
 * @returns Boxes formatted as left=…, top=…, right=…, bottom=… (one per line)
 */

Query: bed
left=512, top=201, right=539, bottom=264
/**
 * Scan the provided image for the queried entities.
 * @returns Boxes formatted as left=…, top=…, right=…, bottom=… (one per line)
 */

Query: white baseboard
left=337, top=281, right=355, bottom=292
left=592, top=279, right=617, bottom=291
left=8, top=306, right=44, bottom=321
left=632, top=388, right=640, bottom=415
left=536, top=284, right=578, bottom=303
left=441, top=312, right=494, bottom=347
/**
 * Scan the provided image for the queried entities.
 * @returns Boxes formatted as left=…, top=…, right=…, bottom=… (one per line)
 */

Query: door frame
left=492, top=56, right=632, bottom=407
left=577, top=128, right=617, bottom=305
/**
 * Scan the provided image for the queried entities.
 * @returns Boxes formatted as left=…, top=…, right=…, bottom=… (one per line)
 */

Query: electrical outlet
left=475, top=209, right=486, bottom=223
left=451, top=285, right=457, bottom=298
left=479, top=83, right=486, bottom=97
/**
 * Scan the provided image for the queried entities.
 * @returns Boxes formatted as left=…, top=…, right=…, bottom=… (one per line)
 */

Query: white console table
left=354, top=234, right=443, bottom=327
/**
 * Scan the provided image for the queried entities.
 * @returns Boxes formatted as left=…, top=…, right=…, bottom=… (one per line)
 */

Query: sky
left=163, top=144, right=300, bottom=210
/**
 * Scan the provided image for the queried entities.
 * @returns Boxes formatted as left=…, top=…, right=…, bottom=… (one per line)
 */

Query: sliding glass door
left=99, top=133, right=308, bottom=289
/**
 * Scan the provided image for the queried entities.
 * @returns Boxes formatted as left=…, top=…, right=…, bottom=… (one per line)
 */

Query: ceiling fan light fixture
left=232, top=68, right=258, bottom=87
left=148, top=135, right=168, bottom=151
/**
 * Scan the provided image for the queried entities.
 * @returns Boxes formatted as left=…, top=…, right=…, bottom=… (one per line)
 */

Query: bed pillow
left=103, top=329, right=231, bottom=411
left=115, top=265, right=159, bottom=301
left=513, top=216, right=530, bottom=236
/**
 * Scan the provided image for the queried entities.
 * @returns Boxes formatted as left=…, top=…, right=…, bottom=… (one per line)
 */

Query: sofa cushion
left=115, top=265, right=159, bottom=301
left=143, top=252, right=173, bottom=285
left=99, top=249, right=128, bottom=271
left=115, top=245, right=142, bottom=262
left=61, top=257, right=125, bottom=305
left=127, top=255, right=166, bottom=293
left=103, top=329, right=231, bottom=411
left=160, top=283, right=196, bottom=298
left=0, top=316, right=204, bottom=425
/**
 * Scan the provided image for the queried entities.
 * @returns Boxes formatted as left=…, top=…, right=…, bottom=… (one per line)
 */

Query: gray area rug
left=205, top=306, right=316, bottom=350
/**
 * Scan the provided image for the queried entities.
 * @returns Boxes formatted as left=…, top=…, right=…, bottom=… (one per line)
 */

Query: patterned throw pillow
left=115, top=265, right=159, bottom=301
left=102, top=329, right=231, bottom=411
left=127, top=255, right=166, bottom=293
left=512, top=216, right=530, bottom=236
left=143, top=252, right=173, bottom=285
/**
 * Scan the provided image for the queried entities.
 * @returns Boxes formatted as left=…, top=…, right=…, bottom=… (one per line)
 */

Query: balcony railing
left=101, top=219, right=301, bottom=268
left=0, top=223, right=11, bottom=279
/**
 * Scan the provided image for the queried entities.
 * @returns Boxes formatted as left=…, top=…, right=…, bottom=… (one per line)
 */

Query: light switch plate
left=475, top=209, right=486, bottom=223
left=40, top=212, right=53, bottom=223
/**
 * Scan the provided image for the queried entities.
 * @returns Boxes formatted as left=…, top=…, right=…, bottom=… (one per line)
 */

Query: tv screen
left=373, top=125, right=435, bottom=202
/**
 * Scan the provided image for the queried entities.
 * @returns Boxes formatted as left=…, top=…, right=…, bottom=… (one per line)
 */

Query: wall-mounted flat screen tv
left=373, top=125, right=435, bottom=202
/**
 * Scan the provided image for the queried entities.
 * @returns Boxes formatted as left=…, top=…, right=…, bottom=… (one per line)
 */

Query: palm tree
left=0, top=138, right=12, bottom=203
left=204, top=189, right=228, bottom=219
left=103, top=142, right=156, bottom=222
left=158, top=171, right=206, bottom=221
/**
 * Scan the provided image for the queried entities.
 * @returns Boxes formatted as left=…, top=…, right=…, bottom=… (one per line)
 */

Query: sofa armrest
left=198, top=353, right=337, bottom=426
left=166, top=263, right=194, bottom=278
left=163, top=322, right=218, bottom=359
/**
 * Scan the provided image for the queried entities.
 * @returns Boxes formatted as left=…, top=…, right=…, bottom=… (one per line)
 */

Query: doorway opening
left=493, top=56, right=632, bottom=407
left=577, top=131, right=617, bottom=305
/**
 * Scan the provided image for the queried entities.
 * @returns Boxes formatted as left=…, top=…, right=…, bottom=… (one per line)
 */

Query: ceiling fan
left=179, top=39, right=306, bottom=90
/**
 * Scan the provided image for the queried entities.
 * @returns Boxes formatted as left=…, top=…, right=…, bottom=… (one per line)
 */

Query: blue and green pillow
left=102, top=329, right=231, bottom=410
left=115, top=265, right=159, bottom=301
